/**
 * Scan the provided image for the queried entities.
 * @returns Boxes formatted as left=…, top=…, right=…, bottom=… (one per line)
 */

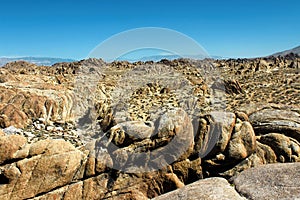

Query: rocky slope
left=0, top=54, right=299, bottom=199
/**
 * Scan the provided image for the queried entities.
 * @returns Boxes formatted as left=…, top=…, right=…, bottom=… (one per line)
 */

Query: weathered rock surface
left=203, top=111, right=236, bottom=157
left=0, top=55, right=299, bottom=199
left=227, top=121, right=256, bottom=160
left=96, top=108, right=195, bottom=173
left=0, top=129, right=4, bottom=136
left=0, top=135, right=27, bottom=164
left=202, top=105, right=300, bottom=178
left=0, top=137, right=87, bottom=200
left=233, top=163, right=300, bottom=200
left=258, top=133, right=300, bottom=162
left=152, top=177, right=246, bottom=200
left=249, top=107, right=300, bottom=142
left=215, top=54, right=300, bottom=110
left=0, top=62, right=77, bottom=129
left=0, top=110, right=199, bottom=200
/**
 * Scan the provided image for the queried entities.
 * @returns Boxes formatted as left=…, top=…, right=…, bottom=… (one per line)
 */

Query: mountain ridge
left=272, top=45, right=300, bottom=56
left=2, top=45, right=300, bottom=67
left=0, top=56, right=75, bottom=67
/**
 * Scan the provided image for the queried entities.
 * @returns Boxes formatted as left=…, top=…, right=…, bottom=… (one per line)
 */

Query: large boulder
left=249, top=108, right=300, bottom=142
left=200, top=111, right=236, bottom=158
left=0, top=138, right=88, bottom=200
left=227, top=121, right=256, bottom=160
left=258, top=133, right=300, bottom=162
left=152, top=177, right=246, bottom=200
left=233, top=163, right=300, bottom=200
left=202, top=112, right=259, bottom=178
left=0, top=135, right=27, bottom=164
left=101, top=108, right=194, bottom=173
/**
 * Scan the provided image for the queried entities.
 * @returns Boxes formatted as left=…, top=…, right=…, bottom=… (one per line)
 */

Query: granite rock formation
left=0, top=54, right=299, bottom=199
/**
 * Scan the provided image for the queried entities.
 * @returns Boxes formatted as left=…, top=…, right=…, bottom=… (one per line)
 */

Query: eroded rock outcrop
left=0, top=137, right=87, bottom=200
left=249, top=106, right=300, bottom=142
left=202, top=105, right=300, bottom=178
left=0, top=54, right=299, bottom=199
left=0, top=108, right=199, bottom=199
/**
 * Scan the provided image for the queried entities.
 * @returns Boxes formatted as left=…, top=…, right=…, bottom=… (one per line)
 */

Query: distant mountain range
left=1, top=46, right=299, bottom=67
left=272, top=46, right=300, bottom=56
left=117, top=54, right=226, bottom=62
left=0, top=57, right=75, bottom=67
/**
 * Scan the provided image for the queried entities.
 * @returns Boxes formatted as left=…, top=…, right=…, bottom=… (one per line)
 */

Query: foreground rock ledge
left=233, top=162, right=300, bottom=200
left=153, top=163, right=300, bottom=200
left=152, top=177, right=246, bottom=200
left=1, top=105, right=300, bottom=199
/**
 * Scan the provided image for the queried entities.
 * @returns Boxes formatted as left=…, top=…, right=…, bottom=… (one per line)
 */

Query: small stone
left=0, top=129, right=5, bottom=136
left=34, top=123, right=45, bottom=130
left=216, top=153, right=225, bottom=161
left=24, top=131, right=35, bottom=138
left=46, top=126, right=55, bottom=131
left=38, top=118, right=46, bottom=123
left=3, top=126, right=23, bottom=135
left=235, top=111, right=249, bottom=121
left=55, top=126, right=64, bottom=132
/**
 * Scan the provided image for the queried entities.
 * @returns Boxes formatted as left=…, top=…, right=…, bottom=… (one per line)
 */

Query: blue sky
left=1, top=0, right=300, bottom=60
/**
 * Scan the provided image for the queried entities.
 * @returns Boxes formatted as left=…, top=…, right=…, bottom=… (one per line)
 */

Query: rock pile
left=2, top=119, right=83, bottom=147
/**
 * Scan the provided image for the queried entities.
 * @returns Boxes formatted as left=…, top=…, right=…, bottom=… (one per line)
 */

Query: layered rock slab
left=0, top=137, right=88, bottom=200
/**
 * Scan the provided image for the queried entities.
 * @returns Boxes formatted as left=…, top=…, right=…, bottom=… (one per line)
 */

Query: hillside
left=272, top=45, right=300, bottom=56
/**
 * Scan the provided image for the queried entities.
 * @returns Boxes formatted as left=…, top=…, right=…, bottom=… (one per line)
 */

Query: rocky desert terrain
left=0, top=53, right=299, bottom=199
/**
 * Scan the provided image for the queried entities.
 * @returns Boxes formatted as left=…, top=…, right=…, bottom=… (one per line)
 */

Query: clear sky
left=1, top=0, right=300, bottom=60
